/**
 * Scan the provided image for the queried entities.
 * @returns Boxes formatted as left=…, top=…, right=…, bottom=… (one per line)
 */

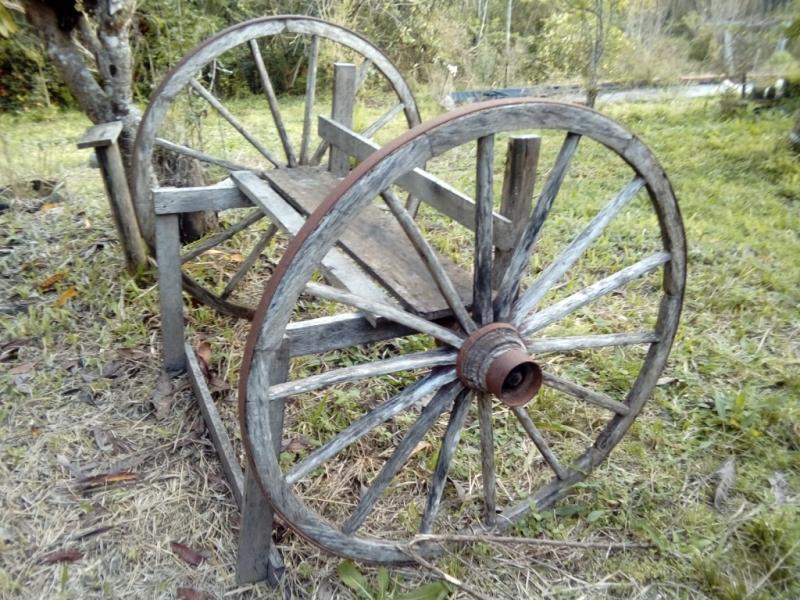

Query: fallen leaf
left=118, top=348, right=150, bottom=361
left=40, top=548, right=82, bottom=564
left=38, top=271, right=67, bottom=291
left=150, top=372, right=174, bottom=419
left=9, top=361, right=35, bottom=375
left=56, top=454, right=86, bottom=479
left=195, top=342, right=212, bottom=379
left=227, top=253, right=245, bottom=263
left=93, top=427, right=112, bottom=452
left=101, top=360, right=126, bottom=379
left=31, top=425, right=42, bottom=438
left=283, top=437, right=312, bottom=454
left=177, top=588, right=212, bottom=600
left=72, top=525, right=114, bottom=541
left=713, top=456, right=736, bottom=512
left=0, top=339, right=29, bottom=362
left=56, top=287, right=78, bottom=306
left=656, top=376, right=678, bottom=386
left=207, top=376, right=230, bottom=393
left=170, top=541, right=207, bottom=567
left=39, top=202, right=60, bottom=212
left=78, top=471, right=137, bottom=491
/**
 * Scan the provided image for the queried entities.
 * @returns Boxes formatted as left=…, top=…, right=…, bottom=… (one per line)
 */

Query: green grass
left=1, top=95, right=799, bottom=598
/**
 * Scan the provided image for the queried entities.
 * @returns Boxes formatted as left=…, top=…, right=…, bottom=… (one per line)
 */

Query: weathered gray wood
left=286, top=369, right=458, bottom=484
left=190, top=79, right=282, bottom=168
left=155, top=215, right=185, bottom=372
left=180, top=209, right=265, bottom=264
left=305, top=282, right=464, bottom=347
left=543, top=372, right=630, bottom=415
left=381, top=190, right=475, bottom=334
left=318, top=116, right=517, bottom=250
left=514, top=176, right=645, bottom=322
left=154, top=137, right=251, bottom=173
left=94, top=142, right=149, bottom=275
left=285, top=313, right=415, bottom=358
left=355, top=57, right=372, bottom=90
left=249, top=39, right=297, bottom=167
left=342, top=381, right=462, bottom=534
left=476, top=392, right=496, bottom=525
left=220, top=224, right=278, bottom=299
left=181, top=273, right=253, bottom=320
left=512, top=406, right=567, bottom=480
left=78, top=121, right=122, bottom=149
left=237, top=338, right=288, bottom=586
left=185, top=341, right=244, bottom=503
left=329, top=63, right=357, bottom=176
left=299, top=35, right=320, bottom=165
left=527, top=331, right=659, bottom=354
left=494, top=135, right=540, bottom=287
left=520, top=251, right=671, bottom=336
left=153, top=178, right=251, bottom=215
left=361, top=103, right=405, bottom=139
left=231, top=170, right=394, bottom=321
left=263, top=167, right=472, bottom=317
left=420, top=389, right=472, bottom=533
left=495, top=132, right=581, bottom=321
left=474, top=134, right=494, bottom=325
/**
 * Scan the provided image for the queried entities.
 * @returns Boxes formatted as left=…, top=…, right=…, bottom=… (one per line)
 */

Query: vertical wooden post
left=77, top=122, right=148, bottom=275
left=236, top=338, right=289, bottom=586
left=329, top=63, right=357, bottom=177
left=155, top=213, right=186, bottom=373
left=493, top=135, right=540, bottom=287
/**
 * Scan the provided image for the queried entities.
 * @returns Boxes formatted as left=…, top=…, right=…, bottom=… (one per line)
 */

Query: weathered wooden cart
left=126, top=15, right=685, bottom=585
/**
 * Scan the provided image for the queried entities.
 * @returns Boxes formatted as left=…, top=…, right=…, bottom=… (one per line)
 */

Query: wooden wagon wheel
left=131, top=16, right=421, bottom=318
left=240, top=99, right=686, bottom=563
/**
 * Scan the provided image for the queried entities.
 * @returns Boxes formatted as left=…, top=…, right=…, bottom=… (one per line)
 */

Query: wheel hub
left=456, top=323, right=542, bottom=407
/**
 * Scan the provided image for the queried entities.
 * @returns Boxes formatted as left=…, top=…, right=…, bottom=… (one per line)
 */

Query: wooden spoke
left=342, top=381, right=462, bottom=534
left=249, top=39, right=297, bottom=167
left=361, top=103, right=405, bottom=139
left=189, top=79, right=283, bottom=168
left=305, top=282, right=465, bottom=347
left=219, top=224, right=278, bottom=299
left=520, top=251, right=671, bottom=336
left=355, top=58, right=373, bottom=90
left=308, top=140, right=329, bottom=167
left=299, top=35, right=320, bottom=165
left=267, top=349, right=456, bottom=402
left=474, top=134, right=494, bottom=326
left=527, top=331, right=659, bottom=354
left=543, top=372, right=630, bottom=415
left=154, top=137, right=251, bottom=172
left=286, top=369, right=458, bottom=485
left=420, top=389, right=473, bottom=533
left=495, top=133, right=581, bottom=321
left=512, top=407, right=567, bottom=480
left=180, top=209, right=265, bottom=264
left=514, top=176, right=645, bottom=323
left=477, top=392, right=497, bottom=525
left=381, top=191, right=476, bottom=334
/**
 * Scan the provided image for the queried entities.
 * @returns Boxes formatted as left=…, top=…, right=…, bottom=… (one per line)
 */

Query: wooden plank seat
left=249, top=166, right=473, bottom=317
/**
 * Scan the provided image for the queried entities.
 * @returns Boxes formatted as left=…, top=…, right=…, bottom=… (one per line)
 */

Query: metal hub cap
left=456, top=323, right=543, bottom=407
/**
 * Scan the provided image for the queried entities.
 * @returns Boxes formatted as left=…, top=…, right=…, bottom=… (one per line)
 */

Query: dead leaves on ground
left=39, top=548, right=83, bottom=564
left=177, top=587, right=212, bottom=600
left=170, top=541, right=208, bottom=567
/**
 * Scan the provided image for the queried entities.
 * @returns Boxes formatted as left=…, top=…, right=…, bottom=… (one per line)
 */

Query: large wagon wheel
left=241, top=99, right=686, bottom=563
left=132, top=16, right=421, bottom=318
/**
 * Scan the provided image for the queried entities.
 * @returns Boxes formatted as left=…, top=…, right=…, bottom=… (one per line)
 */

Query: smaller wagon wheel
left=132, top=16, right=421, bottom=319
left=241, top=99, right=686, bottom=563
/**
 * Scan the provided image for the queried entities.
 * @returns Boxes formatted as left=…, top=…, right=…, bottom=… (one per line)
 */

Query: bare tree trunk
left=585, top=0, right=605, bottom=108
left=503, top=0, right=513, bottom=87
left=791, top=113, right=800, bottom=153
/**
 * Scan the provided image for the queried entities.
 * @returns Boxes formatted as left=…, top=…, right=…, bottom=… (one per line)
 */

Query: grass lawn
left=1, top=93, right=798, bottom=599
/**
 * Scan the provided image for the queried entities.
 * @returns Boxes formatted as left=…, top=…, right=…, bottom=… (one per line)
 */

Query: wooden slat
left=153, top=178, right=251, bottom=215
left=263, top=167, right=473, bottom=316
left=77, top=121, right=122, bottom=149
left=328, top=63, right=357, bottom=176
left=474, top=134, right=494, bottom=325
left=220, top=224, right=278, bottom=299
left=285, top=313, right=416, bottom=357
left=494, top=135, right=540, bottom=286
left=236, top=339, right=288, bottom=586
left=230, top=170, right=395, bottom=320
left=180, top=210, right=265, bottom=264
left=318, top=116, right=517, bottom=250
left=155, top=215, right=185, bottom=373
left=185, top=341, right=244, bottom=503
